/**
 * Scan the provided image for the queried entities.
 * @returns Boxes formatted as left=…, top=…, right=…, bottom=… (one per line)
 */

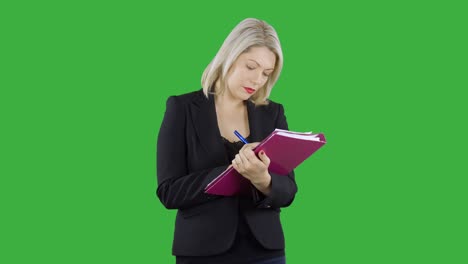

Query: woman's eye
left=247, top=64, right=270, bottom=77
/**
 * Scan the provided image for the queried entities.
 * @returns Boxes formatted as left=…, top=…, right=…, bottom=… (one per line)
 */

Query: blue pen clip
left=234, top=130, right=249, bottom=144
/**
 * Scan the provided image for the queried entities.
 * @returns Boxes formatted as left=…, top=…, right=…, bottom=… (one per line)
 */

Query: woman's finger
left=240, top=142, right=260, bottom=152
left=258, top=150, right=270, bottom=166
left=234, top=154, right=245, bottom=167
left=238, top=149, right=252, bottom=164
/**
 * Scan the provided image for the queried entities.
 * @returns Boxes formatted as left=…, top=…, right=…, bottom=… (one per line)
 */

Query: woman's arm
left=156, top=96, right=225, bottom=210
left=253, top=104, right=298, bottom=209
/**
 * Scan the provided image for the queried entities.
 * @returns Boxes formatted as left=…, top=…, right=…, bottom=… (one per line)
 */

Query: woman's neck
left=213, top=82, right=245, bottom=111
left=215, top=92, right=244, bottom=111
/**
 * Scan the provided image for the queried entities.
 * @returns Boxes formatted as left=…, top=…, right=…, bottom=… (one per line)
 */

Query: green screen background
left=1, top=1, right=466, bottom=263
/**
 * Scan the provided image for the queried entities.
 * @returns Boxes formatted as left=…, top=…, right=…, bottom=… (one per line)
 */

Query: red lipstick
left=244, top=87, right=255, bottom=94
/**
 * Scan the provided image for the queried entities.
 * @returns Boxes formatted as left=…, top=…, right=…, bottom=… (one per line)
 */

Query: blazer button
left=265, top=205, right=271, bottom=208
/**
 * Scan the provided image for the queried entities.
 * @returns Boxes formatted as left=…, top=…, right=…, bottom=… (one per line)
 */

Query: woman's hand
left=232, top=142, right=272, bottom=195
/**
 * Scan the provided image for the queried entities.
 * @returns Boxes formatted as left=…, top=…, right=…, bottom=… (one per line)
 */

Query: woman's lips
left=243, top=87, right=255, bottom=94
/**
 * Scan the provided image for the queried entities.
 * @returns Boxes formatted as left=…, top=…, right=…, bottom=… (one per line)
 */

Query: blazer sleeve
left=156, top=96, right=226, bottom=210
left=254, top=103, right=298, bottom=209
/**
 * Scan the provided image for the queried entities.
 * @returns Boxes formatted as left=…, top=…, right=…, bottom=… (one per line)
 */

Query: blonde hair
left=201, top=18, right=284, bottom=106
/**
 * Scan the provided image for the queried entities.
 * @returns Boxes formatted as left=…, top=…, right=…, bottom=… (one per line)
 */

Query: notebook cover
left=205, top=133, right=326, bottom=196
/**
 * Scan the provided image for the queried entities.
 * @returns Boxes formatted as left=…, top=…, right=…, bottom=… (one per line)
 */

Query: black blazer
left=156, top=89, right=298, bottom=256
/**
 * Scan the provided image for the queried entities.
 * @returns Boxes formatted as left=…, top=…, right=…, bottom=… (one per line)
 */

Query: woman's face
left=225, top=46, right=276, bottom=101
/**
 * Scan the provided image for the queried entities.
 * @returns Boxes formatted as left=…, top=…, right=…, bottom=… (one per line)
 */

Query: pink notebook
left=204, top=129, right=326, bottom=196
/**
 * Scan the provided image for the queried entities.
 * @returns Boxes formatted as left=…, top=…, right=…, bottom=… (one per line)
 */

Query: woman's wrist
left=252, top=172, right=272, bottom=195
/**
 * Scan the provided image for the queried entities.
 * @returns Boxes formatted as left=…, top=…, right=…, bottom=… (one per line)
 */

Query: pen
left=234, top=130, right=249, bottom=144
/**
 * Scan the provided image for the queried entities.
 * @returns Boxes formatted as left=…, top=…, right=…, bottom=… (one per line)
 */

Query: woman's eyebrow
left=247, top=59, right=274, bottom=70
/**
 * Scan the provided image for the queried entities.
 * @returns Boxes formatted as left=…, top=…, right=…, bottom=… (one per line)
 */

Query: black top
left=176, top=136, right=285, bottom=264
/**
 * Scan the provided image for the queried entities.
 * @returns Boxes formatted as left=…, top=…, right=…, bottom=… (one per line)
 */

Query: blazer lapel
left=191, top=91, right=229, bottom=166
left=247, top=100, right=262, bottom=143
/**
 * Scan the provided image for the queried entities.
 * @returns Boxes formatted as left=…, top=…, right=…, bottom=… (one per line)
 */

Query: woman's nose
left=251, top=71, right=264, bottom=86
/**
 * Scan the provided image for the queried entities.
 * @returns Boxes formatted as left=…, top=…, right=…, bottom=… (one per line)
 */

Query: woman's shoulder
left=165, top=88, right=205, bottom=106
left=265, top=98, right=283, bottom=108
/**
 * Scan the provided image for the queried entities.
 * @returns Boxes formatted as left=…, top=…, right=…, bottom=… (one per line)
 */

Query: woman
left=157, top=18, right=297, bottom=264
